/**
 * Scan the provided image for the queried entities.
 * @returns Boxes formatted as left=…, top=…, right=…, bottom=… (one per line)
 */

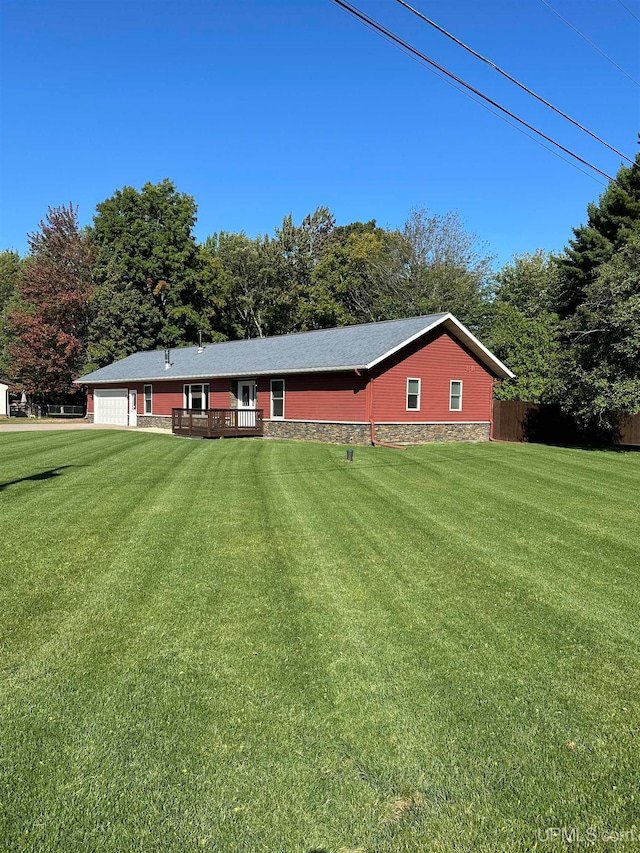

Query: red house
left=76, top=313, right=513, bottom=444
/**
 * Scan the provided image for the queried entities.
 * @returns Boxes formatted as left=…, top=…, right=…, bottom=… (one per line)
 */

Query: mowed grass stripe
left=2, top=438, right=349, bottom=850
left=235, top=444, right=638, bottom=848
left=1, top=434, right=638, bottom=852
left=264, top=444, right=639, bottom=849
left=1, top=434, right=203, bottom=663
left=374, top=444, right=640, bottom=617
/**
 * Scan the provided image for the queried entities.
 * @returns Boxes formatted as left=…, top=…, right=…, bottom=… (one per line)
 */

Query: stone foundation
left=137, top=415, right=172, bottom=430
left=86, top=413, right=94, bottom=423
left=263, top=420, right=371, bottom=444
left=374, top=422, right=490, bottom=443
left=86, top=414, right=489, bottom=443
left=256, top=420, right=490, bottom=444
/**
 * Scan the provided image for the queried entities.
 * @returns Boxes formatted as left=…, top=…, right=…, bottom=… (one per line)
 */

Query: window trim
left=449, top=379, right=463, bottom=412
left=270, top=378, right=285, bottom=420
left=184, top=383, right=210, bottom=410
left=143, top=384, right=152, bottom=415
left=406, top=377, right=421, bottom=411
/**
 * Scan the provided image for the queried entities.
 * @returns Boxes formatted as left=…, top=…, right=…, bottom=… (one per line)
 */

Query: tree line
left=0, top=183, right=494, bottom=390
left=1, top=149, right=638, bottom=434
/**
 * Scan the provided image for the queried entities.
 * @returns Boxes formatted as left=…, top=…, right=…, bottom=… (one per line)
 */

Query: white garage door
left=94, top=388, right=128, bottom=425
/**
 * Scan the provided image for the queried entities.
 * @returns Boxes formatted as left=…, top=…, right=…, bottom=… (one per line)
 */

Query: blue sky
left=1, top=0, right=638, bottom=266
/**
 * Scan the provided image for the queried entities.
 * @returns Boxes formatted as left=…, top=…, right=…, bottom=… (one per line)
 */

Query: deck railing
left=172, top=408, right=264, bottom=438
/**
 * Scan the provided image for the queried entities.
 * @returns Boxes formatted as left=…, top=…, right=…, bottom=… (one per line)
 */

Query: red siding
left=257, top=372, right=368, bottom=421
left=371, top=328, right=494, bottom=422
left=147, top=381, right=183, bottom=415
left=145, top=379, right=230, bottom=415
left=86, top=379, right=230, bottom=416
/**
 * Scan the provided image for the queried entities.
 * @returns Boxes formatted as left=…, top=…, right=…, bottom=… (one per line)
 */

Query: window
left=184, top=383, right=209, bottom=410
left=271, top=379, right=285, bottom=419
left=450, top=380, right=463, bottom=411
left=406, top=378, right=421, bottom=410
left=143, top=385, right=152, bottom=415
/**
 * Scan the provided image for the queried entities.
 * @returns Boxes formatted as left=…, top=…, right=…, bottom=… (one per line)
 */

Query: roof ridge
left=141, top=314, right=447, bottom=355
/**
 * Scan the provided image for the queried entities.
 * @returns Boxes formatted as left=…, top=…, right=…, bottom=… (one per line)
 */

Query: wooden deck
left=172, top=408, right=264, bottom=438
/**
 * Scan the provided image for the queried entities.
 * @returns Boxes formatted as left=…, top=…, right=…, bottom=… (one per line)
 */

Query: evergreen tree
left=562, top=233, right=640, bottom=425
left=557, top=149, right=640, bottom=428
left=557, top=149, right=640, bottom=317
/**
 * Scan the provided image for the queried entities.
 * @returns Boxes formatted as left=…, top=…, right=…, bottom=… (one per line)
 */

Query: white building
left=0, top=380, right=9, bottom=417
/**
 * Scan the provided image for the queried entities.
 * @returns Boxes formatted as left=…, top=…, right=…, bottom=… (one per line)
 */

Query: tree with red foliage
left=8, top=204, right=95, bottom=398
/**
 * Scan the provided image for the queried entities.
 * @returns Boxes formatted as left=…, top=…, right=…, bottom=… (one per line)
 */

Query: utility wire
left=358, top=13, right=608, bottom=186
left=395, top=0, right=633, bottom=164
left=615, top=0, right=640, bottom=24
left=330, top=0, right=617, bottom=183
left=538, top=0, right=640, bottom=87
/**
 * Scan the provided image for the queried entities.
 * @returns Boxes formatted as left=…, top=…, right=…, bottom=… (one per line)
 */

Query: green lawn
left=1, top=433, right=638, bottom=852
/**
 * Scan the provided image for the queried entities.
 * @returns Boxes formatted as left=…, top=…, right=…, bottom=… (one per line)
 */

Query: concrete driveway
left=0, top=421, right=170, bottom=434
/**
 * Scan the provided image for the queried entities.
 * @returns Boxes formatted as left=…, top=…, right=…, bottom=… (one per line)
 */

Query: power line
left=350, top=5, right=608, bottom=185
left=395, top=0, right=633, bottom=164
left=538, top=0, right=640, bottom=87
left=329, top=0, right=617, bottom=183
left=361, top=15, right=608, bottom=187
left=615, top=0, right=640, bottom=24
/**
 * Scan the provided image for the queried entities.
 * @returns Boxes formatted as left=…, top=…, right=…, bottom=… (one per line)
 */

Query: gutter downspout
left=364, top=371, right=405, bottom=450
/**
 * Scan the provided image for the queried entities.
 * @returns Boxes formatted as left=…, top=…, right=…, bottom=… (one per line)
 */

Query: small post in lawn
left=346, top=448, right=354, bottom=462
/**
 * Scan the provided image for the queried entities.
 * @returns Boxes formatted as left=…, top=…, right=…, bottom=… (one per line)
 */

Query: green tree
left=487, top=251, right=561, bottom=402
left=269, top=207, right=336, bottom=333
left=0, top=250, right=22, bottom=378
left=561, top=233, right=640, bottom=425
left=201, top=231, right=274, bottom=340
left=304, top=221, right=408, bottom=327
left=557, top=149, right=640, bottom=317
left=87, top=179, right=204, bottom=368
left=306, top=209, right=495, bottom=329
left=402, top=207, right=495, bottom=327
left=0, top=250, right=20, bottom=313
left=201, top=208, right=339, bottom=338
left=555, top=149, right=640, bottom=429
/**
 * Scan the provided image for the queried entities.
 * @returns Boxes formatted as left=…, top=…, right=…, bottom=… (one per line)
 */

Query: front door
left=237, top=381, right=256, bottom=427
left=128, top=390, right=137, bottom=427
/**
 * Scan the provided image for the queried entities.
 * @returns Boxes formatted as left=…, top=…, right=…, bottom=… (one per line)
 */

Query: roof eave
left=364, top=315, right=445, bottom=371
left=364, top=312, right=514, bottom=380
left=74, top=364, right=368, bottom=385
left=443, top=314, right=515, bottom=379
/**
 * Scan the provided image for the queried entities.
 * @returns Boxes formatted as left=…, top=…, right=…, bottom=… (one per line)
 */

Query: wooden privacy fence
left=492, top=400, right=533, bottom=443
left=493, top=400, right=640, bottom=446
left=619, top=414, right=640, bottom=446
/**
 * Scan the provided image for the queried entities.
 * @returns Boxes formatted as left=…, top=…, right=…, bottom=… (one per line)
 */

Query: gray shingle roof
left=76, top=313, right=514, bottom=384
